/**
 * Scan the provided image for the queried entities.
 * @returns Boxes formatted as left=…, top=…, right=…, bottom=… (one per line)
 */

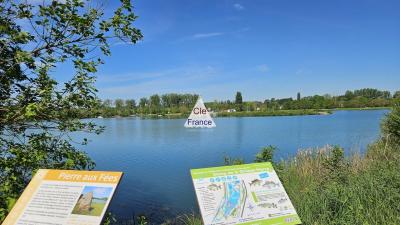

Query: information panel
left=191, top=162, right=301, bottom=225
left=3, top=169, right=122, bottom=225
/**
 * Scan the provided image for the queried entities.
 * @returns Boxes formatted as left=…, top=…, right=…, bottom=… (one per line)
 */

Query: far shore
left=93, top=107, right=391, bottom=120
left=331, top=106, right=391, bottom=111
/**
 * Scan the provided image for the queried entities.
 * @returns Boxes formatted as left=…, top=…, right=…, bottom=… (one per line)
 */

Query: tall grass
left=276, top=142, right=400, bottom=224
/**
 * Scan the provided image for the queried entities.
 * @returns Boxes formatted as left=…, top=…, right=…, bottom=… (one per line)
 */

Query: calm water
left=79, top=110, right=388, bottom=220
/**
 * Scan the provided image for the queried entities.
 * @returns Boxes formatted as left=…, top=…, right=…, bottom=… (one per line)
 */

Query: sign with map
left=3, top=169, right=122, bottom=225
left=190, top=163, right=301, bottom=225
left=185, top=96, right=216, bottom=128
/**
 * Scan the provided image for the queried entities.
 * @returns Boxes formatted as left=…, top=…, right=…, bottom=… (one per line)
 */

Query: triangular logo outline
left=184, top=96, right=216, bottom=128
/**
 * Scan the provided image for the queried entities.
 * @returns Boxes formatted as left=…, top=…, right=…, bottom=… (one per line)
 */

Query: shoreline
left=94, top=107, right=391, bottom=119
left=331, top=106, right=391, bottom=111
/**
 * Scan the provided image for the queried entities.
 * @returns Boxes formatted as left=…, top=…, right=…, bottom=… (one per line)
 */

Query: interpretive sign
left=3, top=169, right=122, bottom=225
left=190, top=162, right=301, bottom=225
left=185, top=96, right=216, bottom=128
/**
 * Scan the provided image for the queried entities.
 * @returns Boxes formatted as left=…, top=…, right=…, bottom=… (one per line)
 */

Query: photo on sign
left=72, top=186, right=113, bottom=216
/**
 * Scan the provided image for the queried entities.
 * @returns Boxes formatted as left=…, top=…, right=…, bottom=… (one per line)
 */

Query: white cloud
left=192, top=32, right=224, bottom=39
left=233, top=3, right=244, bottom=11
left=98, top=65, right=220, bottom=99
left=96, top=64, right=289, bottom=101
left=177, top=28, right=250, bottom=43
left=112, top=41, right=140, bottom=46
left=175, top=32, right=224, bottom=42
left=257, top=64, right=269, bottom=73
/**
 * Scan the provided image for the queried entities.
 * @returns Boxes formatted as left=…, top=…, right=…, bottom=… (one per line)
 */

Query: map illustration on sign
left=191, top=163, right=301, bottom=225
left=185, top=96, right=216, bottom=128
left=214, top=180, right=247, bottom=222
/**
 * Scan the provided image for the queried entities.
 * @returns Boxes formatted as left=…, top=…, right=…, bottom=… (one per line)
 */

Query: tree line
left=92, top=88, right=400, bottom=117
left=268, top=88, right=398, bottom=110
left=96, top=94, right=199, bottom=117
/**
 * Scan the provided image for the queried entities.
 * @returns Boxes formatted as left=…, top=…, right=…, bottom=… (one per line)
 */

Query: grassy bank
left=216, top=109, right=330, bottom=117
left=277, top=141, right=400, bottom=224
left=99, top=107, right=393, bottom=120
left=332, top=106, right=392, bottom=111
left=115, top=105, right=400, bottom=225
left=115, top=109, right=331, bottom=120
left=137, top=113, right=188, bottom=119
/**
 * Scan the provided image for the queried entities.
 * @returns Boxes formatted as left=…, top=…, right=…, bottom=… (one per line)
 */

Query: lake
left=80, top=109, right=388, bottom=221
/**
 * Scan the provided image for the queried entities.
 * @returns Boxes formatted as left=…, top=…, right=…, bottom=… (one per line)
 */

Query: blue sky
left=82, top=186, right=112, bottom=199
left=62, top=0, right=400, bottom=101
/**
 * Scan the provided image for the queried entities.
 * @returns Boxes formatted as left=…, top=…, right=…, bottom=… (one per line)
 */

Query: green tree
left=139, top=97, right=148, bottom=113
left=125, top=99, right=136, bottom=110
left=115, top=99, right=124, bottom=109
left=0, top=0, right=142, bottom=220
left=255, top=146, right=276, bottom=163
left=382, top=91, right=391, bottom=99
left=139, top=98, right=148, bottom=108
left=149, top=94, right=161, bottom=113
left=102, top=99, right=113, bottom=108
left=393, top=91, right=400, bottom=99
left=345, top=90, right=354, bottom=100
left=382, top=102, right=400, bottom=144
left=235, top=91, right=243, bottom=111
left=322, top=145, right=346, bottom=181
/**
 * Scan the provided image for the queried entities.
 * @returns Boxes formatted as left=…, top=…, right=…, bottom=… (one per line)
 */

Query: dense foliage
left=265, top=88, right=396, bottom=110
left=235, top=91, right=243, bottom=111
left=382, top=102, right=400, bottom=144
left=0, top=0, right=142, bottom=221
left=92, top=93, right=199, bottom=117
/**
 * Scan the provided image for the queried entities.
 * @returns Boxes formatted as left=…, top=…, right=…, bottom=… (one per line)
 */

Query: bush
left=255, top=145, right=276, bottom=162
left=382, top=103, right=400, bottom=145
